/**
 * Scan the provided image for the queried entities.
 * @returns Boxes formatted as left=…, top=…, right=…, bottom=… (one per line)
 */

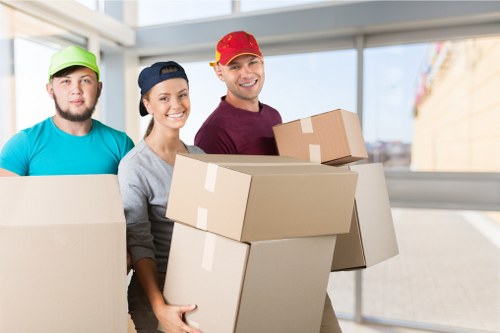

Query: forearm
left=133, top=257, right=165, bottom=310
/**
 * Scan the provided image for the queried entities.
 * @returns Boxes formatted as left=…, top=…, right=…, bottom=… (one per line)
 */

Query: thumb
left=180, top=304, right=197, bottom=313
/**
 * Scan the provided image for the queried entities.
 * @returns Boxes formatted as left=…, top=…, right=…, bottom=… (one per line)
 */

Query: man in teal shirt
left=0, top=45, right=134, bottom=176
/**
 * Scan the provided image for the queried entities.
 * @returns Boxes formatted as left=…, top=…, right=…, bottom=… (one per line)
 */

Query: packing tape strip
left=201, top=232, right=216, bottom=272
left=197, top=207, right=208, bottom=230
left=300, top=117, right=314, bottom=133
left=309, top=144, right=321, bottom=163
left=205, top=163, right=218, bottom=192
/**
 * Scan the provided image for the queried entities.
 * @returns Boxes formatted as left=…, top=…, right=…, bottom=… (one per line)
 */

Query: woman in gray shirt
left=118, top=61, right=203, bottom=333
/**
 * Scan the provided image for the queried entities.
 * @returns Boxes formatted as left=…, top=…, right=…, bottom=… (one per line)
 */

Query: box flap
left=0, top=175, right=125, bottom=226
left=350, top=163, right=399, bottom=266
left=331, top=206, right=366, bottom=271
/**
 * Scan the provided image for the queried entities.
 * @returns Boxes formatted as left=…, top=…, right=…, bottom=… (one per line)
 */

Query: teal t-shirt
left=0, top=117, right=134, bottom=176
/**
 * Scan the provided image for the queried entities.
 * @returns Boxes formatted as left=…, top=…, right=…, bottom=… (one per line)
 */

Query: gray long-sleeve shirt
left=118, top=139, right=204, bottom=273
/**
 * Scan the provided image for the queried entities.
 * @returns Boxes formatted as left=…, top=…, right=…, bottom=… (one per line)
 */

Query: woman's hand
left=153, top=302, right=202, bottom=333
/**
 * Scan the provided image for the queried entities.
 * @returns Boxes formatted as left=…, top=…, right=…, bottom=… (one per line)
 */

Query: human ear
left=46, top=82, right=54, bottom=99
left=214, top=66, right=224, bottom=82
left=143, top=98, right=153, bottom=115
left=96, top=82, right=103, bottom=98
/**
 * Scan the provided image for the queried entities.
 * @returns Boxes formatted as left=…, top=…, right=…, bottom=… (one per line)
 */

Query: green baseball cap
left=48, top=45, right=100, bottom=82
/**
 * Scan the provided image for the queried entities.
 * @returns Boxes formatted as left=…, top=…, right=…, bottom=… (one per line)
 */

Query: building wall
left=412, top=37, right=500, bottom=172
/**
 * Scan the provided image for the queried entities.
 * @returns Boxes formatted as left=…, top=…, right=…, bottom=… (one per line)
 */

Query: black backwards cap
left=138, top=61, right=189, bottom=117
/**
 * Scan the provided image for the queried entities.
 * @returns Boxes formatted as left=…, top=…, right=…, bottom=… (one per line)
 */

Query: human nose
left=170, top=96, right=181, bottom=109
left=70, top=81, right=83, bottom=94
left=240, top=65, right=252, bottom=77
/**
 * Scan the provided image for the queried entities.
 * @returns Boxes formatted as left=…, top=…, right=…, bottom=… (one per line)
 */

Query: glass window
left=365, top=36, right=500, bottom=172
left=261, top=50, right=357, bottom=122
left=14, top=39, right=58, bottom=131
left=241, top=0, right=330, bottom=12
left=363, top=43, right=429, bottom=169
left=75, top=0, right=99, bottom=11
left=136, top=0, right=231, bottom=26
left=412, top=36, right=500, bottom=172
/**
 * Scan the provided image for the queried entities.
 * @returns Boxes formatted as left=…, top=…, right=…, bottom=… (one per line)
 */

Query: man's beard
left=54, top=96, right=96, bottom=122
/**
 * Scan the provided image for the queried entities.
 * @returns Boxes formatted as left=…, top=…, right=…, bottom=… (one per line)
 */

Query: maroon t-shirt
left=195, top=97, right=282, bottom=155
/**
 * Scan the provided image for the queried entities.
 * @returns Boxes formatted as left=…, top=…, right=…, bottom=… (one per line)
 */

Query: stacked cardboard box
left=273, top=108, right=399, bottom=271
left=0, top=175, right=128, bottom=333
left=166, top=154, right=357, bottom=241
left=273, top=109, right=368, bottom=165
left=161, top=154, right=358, bottom=333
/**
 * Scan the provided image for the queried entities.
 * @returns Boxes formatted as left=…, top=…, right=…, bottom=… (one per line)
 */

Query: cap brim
left=219, top=52, right=263, bottom=66
left=48, top=62, right=99, bottom=82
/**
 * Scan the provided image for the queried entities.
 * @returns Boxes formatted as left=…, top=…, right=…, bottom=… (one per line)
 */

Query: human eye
left=249, top=58, right=261, bottom=66
left=229, top=64, right=239, bottom=71
left=159, top=95, right=170, bottom=102
left=179, top=91, right=189, bottom=98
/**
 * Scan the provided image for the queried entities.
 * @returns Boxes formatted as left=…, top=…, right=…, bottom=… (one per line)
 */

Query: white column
left=0, top=5, right=16, bottom=147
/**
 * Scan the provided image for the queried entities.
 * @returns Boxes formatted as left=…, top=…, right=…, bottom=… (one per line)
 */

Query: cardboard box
left=161, top=223, right=336, bottom=333
left=272, top=109, right=368, bottom=166
left=167, top=153, right=357, bottom=242
left=0, top=175, right=127, bottom=333
left=331, top=163, right=399, bottom=271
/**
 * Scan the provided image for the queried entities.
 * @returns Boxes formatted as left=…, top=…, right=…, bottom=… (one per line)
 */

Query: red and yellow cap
left=209, top=31, right=263, bottom=67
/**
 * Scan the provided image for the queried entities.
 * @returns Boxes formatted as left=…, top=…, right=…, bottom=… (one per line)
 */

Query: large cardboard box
left=167, top=153, right=357, bottom=242
left=331, top=163, right=399, bottom=271
left=161, top=223, right=336, bottom=333
left=0, top=175, right=127, bottom=333
left=272, top=109, right=368, bottom=165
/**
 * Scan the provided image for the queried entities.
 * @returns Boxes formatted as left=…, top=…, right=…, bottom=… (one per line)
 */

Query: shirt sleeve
left=0, top=132, right=30, bottom=176
left=118, top=160, right=156, bottom=265
left=194, top=124, right=237, bottom=154
left=123, top=136, right=135, bottom=157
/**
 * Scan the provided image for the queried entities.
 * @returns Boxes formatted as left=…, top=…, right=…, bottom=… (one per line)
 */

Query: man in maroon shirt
left=195, top=30, right=343, bottom=333
left=194, top=30, right=282, bottom=155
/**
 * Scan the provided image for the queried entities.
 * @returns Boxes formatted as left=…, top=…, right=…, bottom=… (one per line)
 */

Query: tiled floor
left=337, top=319, right=444, bottom=333
left=329, top=208, right=500, bottom=333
